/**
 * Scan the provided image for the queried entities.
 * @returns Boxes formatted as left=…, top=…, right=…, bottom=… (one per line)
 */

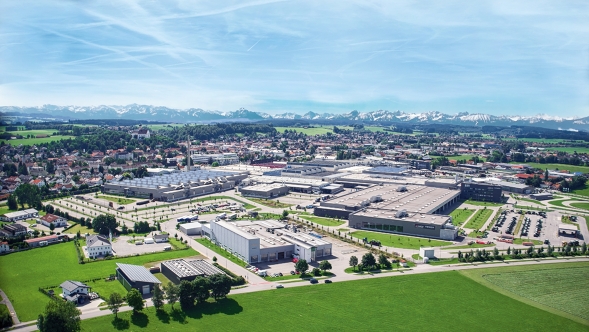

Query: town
left=0, top=121, right=588, bottom=331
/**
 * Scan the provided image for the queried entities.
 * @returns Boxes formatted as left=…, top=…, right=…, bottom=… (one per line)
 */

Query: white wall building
left=86, top=235, right=113, bottom=258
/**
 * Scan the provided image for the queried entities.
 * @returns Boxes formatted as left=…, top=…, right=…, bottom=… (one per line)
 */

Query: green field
left=363, top=126, right=386, bottom=132
left=195, top=238, right=247, bottom=267
left=146, top=124, right=183, bottom=131
left=5, top=129, right=60, bottom=137
left=2, top=136, right=76, bottom=146
left=247, top=198, right=292, bottom=208
left=449, top=208, right=475, bottom=226
left=463, top=209, right=494, bottom=230
left=480, top=265, right=589, bottom=321
left=96, top=195, right=138, bottom=205
left=63, top=223, right=97, bottom=235
left=0, top=242, right=199, bottom=321
left=571, top=186, right=589, bottom=197
left=446, top=243, right=496, bottom=249
left=511, top=162, right=589, bottom=174
left=81, top=264, right=588, bottom=331
left=349, top=231, right=452, bottom=249
left=502, top=138, right=574, bottom=143
left=299, top=215, right=345, bottom=227
left=512, top=238, right=543, bottom=245
left=545, top=147, right=589, bottom=154
left=463, top=199, right=505, bottom=207
left=570, top=202, right=589, bottom=211
left=274, top=126, right=354, bottom=136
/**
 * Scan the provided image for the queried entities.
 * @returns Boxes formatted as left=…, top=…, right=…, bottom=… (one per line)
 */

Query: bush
left=0, top=305, right=13, bottom=328
left=312, top=268, right=321, bottom=276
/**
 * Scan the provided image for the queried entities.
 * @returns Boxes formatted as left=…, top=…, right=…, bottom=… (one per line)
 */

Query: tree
left=126, top=289, right=144, bottom=313
left=163, top=283, right=179, bottom=310
left=37, top=299, right=81, bottom=332
left=106, top=292, right=123, bottom=318
left=319, top=260, right=332, bottom=272
left=295, top=259, right=309, bottom=275
left=49, top=223, right=55, bottom=231
left=192, top=277, right=210, bottom=305
left=7, top=195, right=18, bottom=210
left=14, top=183, right=40, bottom=209
left=378, top=253, right=391, bottom=268
left=212, top=256, right=217, bottom=263
left=361, top=252, right=376, bottom=270
left=349, top=256, right=358, bottom=271
left=152, top=284, right=164, bottom=311
left=281, top=210, right=289, bottom=219
left=209, top=274, right=232, bottom=300
left=211, top=161, right=220, bottom=167
left=179, top=280, right=196, bottom=309
left=92, top=214, right=117, bottom=235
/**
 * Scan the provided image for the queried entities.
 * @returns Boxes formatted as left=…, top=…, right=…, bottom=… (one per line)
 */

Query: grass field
left=545, top=147, right=589, bottom=154
left=464, top=209, right=494, bottom=230
left=446, top=243, right=496, bottom=249
left=299, top=215, right=345, bottom=227
left=349, top=231, right=452, bottom=249
left=63, top=223, right=97, bottom=235
left=502, top=138, right=575, bottom=143
left=571, top=186, right=589, bottom=197
left=449, top=208, right=475, bottom=226
left=274, top=126, right=354, bottom=136
left=363, top=126, right=386, bottom=132
left=0, top=242, right=199, bottom=321
left=195, top=238, right=247, bottom=267
left=5, top=129, right=60, bottom=137
left=247, top=198, right=292, bottom=208
left=146, top=124, right=183, bottom=131
left=2, top=135, right=76, bottom=146
left=464, top=199, right=505, bottom=207
left=81, top=266, right=588, bottom=331
left=96, top=195, right=138, bottom=205
left=480, top=265, right=589, bottom=321
left=511, top=162, right=589, bottom=174
left=570, top=202, right=589, bottom=211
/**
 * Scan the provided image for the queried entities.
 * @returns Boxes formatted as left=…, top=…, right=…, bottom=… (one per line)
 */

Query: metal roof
left=116, top=263, right=161, bottom=284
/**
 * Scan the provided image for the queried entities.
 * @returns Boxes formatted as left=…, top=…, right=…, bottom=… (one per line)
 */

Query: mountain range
left=1, top=104, right=588, bottom=131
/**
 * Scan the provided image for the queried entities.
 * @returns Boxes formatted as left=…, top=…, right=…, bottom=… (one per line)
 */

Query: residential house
left=60, top=280, right=91, bottom=303
left=24, top=235, right=59, bottom=247
left=86, top=234, right=112, bottom=258
left=154, top=234, right=169, bottom=243
left=0, top=241, right=10, bottom=253
left=40, top=214, right=68, bottom=228
left=30, top=178, right=46, bottom=188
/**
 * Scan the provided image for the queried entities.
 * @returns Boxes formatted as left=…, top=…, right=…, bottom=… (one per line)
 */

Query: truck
left=217, top=213, right=227, bottom=219
left=228, top=213, right=237, bottom=220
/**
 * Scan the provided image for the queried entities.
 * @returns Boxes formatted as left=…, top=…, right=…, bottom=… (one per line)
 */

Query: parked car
left=276, top=285, right=284, bottom=289
left=306, top=205, right=315, bottom=209
left=324, top=280, right=332, bottom=284
left=309, top=278, right=318, bottom=284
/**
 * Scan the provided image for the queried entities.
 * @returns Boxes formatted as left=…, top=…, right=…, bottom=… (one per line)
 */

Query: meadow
left=449, top=208, right=475, bottom=226
left=545, top=147, right=589, bottom=154
left=349, top=230, right=452, bottom=249
left=463, top=209, right=494, bottom=230
left=0, top=242, right=199, bottom=321
left=81, top=264, right=588, bottom=331
left=2, top=135, right=76, bottom=146
left=571, top=186, right=589, bottom=197
left=570, top=202, right=589, bottom=211
left=511, top=162, right=589, bottom=174
left=274, top=126, right=354, bottom=135
left=299, top=215, right=345, bottom=227
left=146, top=124, right=183, bottom=131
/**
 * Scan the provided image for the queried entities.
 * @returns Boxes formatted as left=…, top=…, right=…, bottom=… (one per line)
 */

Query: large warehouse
left=240, top=183, right=290, bottom=198
left=102, top=170, right=248, bottom=201
left=160, top=259, right=225, bottom=284
left=203, top=220, right=332, bottom=264
left=314, top=184, right=461, bottom=219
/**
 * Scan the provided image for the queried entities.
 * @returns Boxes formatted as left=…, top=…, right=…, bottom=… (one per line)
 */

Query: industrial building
left=314, top=184, right=461, bottom=220
left=245, top=175, right=343, bottom=194
left=530, top=193, right=553, bottom=200
left=0, top=208, right=38, bottom=222
left=179, top=222, right=203, bottom=236
left=115, top=263, right=161, bottom=295
left=203, top=220, right=333, bottom=264
left=191, top=153, right=239, bottom=166
left=102, top=170, right=248, bottom=201
left=460, top=182, right=502, bottom=202
left=348, top=208, right=458, bottom=240
left=240, top=183, right=290, bottom=198
left=160, top=259, right=225, bottom=284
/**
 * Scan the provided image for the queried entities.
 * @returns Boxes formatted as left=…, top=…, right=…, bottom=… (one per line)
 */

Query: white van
left=257, top=270, right=268, bottom=277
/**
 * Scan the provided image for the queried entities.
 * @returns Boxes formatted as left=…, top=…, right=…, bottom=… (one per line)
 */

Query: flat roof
left=2, top=209, right=37, bottom=218
left=162, top=259, right=225, bottom=278
left=251, top=175, right=329, bottom=187
left=353, top=208, right=451, bottom=225
left=116, top=263, right=161, bottom=284
left=243, top=183, right=287, bottom=192
left=180, top=222, right=202, bottom=229
left=557, top=224, right=579, bottom=232
left=214, top=221, right=258, bottom=240
left=105, top=169, right=243, bottom=190
left=232, top=220, right=331, bottom=249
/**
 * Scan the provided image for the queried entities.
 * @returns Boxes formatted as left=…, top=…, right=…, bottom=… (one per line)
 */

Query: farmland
left=463, top=209, right=494, bottom=230
left=545, top=147, right=589, bottom=154
left=510, top=162, right=589, bottom=174
left=2, top=136, right=76, bottom=146
left=81, top=266, right=588, bottom=331
left=0, top=242, right=199, bottom=321
left=349, top=231, right=452, bottom=249
left=449, top=208, right=475, bottom=226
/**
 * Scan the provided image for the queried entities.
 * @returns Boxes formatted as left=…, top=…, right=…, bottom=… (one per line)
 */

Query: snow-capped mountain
left=1, top=105, right=587, bottom=131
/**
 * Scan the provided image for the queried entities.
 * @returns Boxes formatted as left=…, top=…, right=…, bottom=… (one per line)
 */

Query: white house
left=154, top=234, right=169, bottom=243
left=60, top=280, right=90, bottom=297
left=86, top=235, right=112, bottom=258
left=130, top=128, right=150, bottom=140
left=40, top=214, right=68, bottom=227
left=0, top=241, right=10, bottom=253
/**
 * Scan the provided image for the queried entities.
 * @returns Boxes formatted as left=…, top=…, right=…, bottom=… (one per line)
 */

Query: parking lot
left=110, top=236, right=173, bottom=256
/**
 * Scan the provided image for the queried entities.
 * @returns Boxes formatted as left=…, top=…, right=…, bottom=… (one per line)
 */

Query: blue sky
left=1, top=0, right=588, bottom=117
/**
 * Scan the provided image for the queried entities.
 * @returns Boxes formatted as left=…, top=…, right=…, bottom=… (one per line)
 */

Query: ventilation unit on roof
left=395, top=209, right=408, bottom=218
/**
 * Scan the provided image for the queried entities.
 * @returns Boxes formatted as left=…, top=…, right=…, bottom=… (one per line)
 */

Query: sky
left=1, top=0, right=588, bottom=117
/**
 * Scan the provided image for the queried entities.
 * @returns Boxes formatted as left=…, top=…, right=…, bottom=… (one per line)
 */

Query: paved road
left=0, top=288, right=20, bottom=325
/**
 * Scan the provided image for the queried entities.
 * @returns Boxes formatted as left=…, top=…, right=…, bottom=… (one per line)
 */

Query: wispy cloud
left=0, top=0, right=588, bottom=116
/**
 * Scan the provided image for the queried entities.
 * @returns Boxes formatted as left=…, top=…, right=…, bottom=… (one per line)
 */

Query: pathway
left=0, top=288, right=19, bottom=325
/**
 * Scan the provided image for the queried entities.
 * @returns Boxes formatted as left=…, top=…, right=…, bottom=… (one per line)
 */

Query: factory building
left=204, top=220, right=332, bottom=264
left=460, top=182, right=502, bottom=202
left=102, top=170, right=247, bottom=201
left=160, top=259, right=225, bottom=284
left=245, top=175, right=343, bottom=194
left=179, top=222, right=203, bottom=236
left=240, top=183, right=290, bottom=198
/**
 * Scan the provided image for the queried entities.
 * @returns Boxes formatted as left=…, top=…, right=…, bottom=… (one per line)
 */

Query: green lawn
left=511, top=162, right=589, bottom=174
left=513, top=238, right=543, bottom=245
left=146, top=124, right=183, bottom=131
left=571, top=186, right=589, bottom=198
left=96, top=195, right=138, bottom=205
left=548, top=199, right=571, bottom=209
left=463, top=209, right=494, bottom=230
left=0, top=242, right=199, bottom=321
left=570, top=202, right=589, bottom=211
left=464, top=199, right=505, bottom=207
left=446, top=243, right=496, bottom=250
left=195, top=238, right=247, bottom=267
left=299, top=216, right=345, bottom=227
left=5, top=129, right=60, bottom=137
left=2, top=135, right=76, bottom=146
left=514, top=204, right=552, bottom=211
left=63, top=223, right=97, bottom=235
left=449, top=208, right=475, bottom=226
left=81, top=267, right=588, bottom=331
left=349, top=231, right=452, bottom=249
left=247, top=198, right=292, bottom=209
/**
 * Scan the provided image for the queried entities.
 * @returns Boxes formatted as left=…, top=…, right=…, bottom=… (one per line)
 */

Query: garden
left=463, top=208, right=494, bottom=230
